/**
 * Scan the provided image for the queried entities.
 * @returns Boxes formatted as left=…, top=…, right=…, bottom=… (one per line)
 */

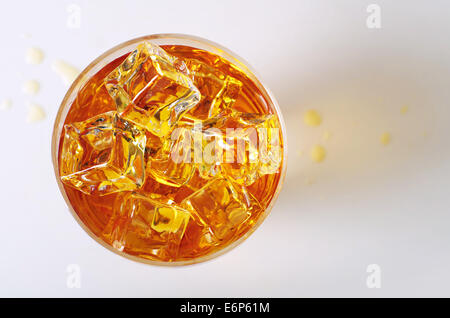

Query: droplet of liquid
left=304, top=109, right=322, bottom=127
left=0, top=99, right=12, bottom=111
left=22, top=80, right=40, bottom=95
left=401, top=106, right=409, bottom=115
left=26, top=103, right=46, bottom=123
left=380, top=132, right=391, bottom=146
left=322, top=130, right=331, bottom=141
left=310, top=145, right=326, bottom=163
left=25, top=47, right=45, bottom=65
left=51, top=60, right=80, bottom=87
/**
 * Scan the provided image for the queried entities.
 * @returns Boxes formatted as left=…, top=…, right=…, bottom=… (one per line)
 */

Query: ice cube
left=181, top=178, right=262, bottom=241
left=161, top=118, right=227, bottom=181
left=185, top=58, right=242, bottom=120
left=60, top=111, right=146, bottom=195
left=222, top=113, right=282, bottom=185
left=102, top=192, right=192, bottom=260
left=147, top=125, right=196, bottom=187
left=105, top=42, right=200, bottom=137
left=208, top=76, right=242, bottom=118
left=177, top=211, right=217, bottom=259
left=184, top=112, right=282, bottom=185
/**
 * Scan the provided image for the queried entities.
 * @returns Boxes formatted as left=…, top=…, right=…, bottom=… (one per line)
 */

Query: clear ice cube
left=105, top=42, right=200, bottom=137
left=181, top=112, right=282, bottom=185
left=59, top=111, right=146, bottom=195
left=185, top=58, right=242, bottom=120
left=102, top=192, right=192, bottom=260
left=181, top=178, right=262, bottom=241
left=147, top=125, right=196, bottom=187
left=222, top=113, right=282, bottom=185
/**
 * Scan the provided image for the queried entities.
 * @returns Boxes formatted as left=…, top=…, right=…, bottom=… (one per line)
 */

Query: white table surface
left=1, top=0, right=450, bottom=297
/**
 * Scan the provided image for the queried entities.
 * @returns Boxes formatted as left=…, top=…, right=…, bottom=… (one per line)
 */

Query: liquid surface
left=58, top=43, right=284, bottom=263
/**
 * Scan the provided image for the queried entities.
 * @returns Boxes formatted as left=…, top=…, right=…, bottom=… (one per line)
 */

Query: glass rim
left=51, top=33, right=288, bottom=266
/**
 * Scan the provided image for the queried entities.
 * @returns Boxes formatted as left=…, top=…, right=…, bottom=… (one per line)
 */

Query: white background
left=1, top=0, right=450, bottom=297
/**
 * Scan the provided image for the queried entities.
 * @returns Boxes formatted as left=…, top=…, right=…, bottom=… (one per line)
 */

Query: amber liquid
left=58, top=45, right=283, bottom=262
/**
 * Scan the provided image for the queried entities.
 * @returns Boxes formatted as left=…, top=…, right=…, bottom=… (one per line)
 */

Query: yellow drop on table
left=304, top=109, right=322, bottom=127
left=310, top=145, right=326, bottom=163
left=380, top=132, right=391, bottom=146
left=401, top=106, right=409, bottom=114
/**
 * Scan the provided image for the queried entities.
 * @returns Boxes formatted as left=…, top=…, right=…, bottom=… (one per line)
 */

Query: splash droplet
left=25, top=47, right=44, bottom=65
left=26, top=103, right=46, bottom=123
left=0, top=99, right=12, bottom=111
left=303, top=109, right=322, bottom=127
left=380, top=132, right=391, bottom=146
left=22, top=80, right=40, bottom=95
left=310, top=145, right=326, bottom=163
left=401, top=106, right=409, bottom=115
left=51, top=60, right=80, bottom=87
